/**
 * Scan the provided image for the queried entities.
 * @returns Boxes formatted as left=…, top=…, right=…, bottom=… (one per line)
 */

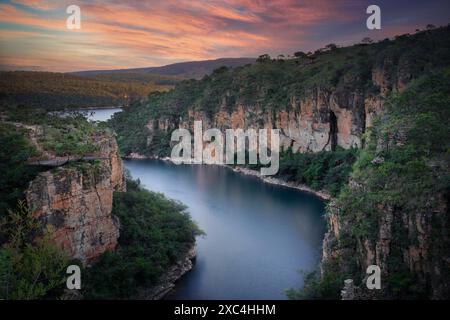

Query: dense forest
left=0, top=71, right=173, bottom=110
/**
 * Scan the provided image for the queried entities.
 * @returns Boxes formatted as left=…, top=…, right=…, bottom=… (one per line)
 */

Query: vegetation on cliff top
left=290, top=69, right=450, bottom=299
left=4, top=108, right=112, bottom=157
left=83, top=177, right=203, bottom=299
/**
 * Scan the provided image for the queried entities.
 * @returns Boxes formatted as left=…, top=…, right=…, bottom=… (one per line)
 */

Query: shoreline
left=70, top=106, right=124, bottom=110
left=124, top=153, right=331, bottom=299
left=138, top=244, right=197, bottom=300
left=122, top=154, right=332, bottom=201
left=231, top=166, right=332, bottom=201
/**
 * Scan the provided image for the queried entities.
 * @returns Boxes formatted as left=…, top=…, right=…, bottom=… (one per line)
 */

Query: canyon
left=110, top=26, right=450, bottom=299
left=2, top=26, right=447, bottom=300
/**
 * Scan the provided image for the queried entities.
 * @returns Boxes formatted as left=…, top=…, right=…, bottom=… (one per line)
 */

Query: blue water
left=83, top=107, right=122, bottom=122
left=124, top=160, right=326, bottom=300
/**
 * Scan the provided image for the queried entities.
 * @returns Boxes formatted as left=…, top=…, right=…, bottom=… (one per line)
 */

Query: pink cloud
left=11, top=0, right=62, bottom=10
left=0, top=0, right=427, bottom=72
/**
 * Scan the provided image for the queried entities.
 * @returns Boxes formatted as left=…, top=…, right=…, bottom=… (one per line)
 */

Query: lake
left=82, top=107, right=122, bottom=122
left=124, top=160, right=326, bottom=300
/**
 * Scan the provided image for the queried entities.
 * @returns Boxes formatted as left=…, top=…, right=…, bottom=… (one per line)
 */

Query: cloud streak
left=0, top=0, right=449, bottom=71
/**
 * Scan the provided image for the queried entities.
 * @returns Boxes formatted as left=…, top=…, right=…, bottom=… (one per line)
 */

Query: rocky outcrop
left=26, top=134, right=125, bottom=265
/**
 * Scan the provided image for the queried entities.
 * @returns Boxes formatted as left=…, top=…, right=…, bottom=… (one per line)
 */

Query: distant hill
left=90, top=72, right=183, bottom=86
left=0, top=58, right=255, bottom=109
left=71, top=58, right=256, bottom=79
left=0, top=71, right=171, bottom=110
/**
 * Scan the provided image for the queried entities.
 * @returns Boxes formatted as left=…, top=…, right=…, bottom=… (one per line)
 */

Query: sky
left=0, top=0, right=449, bottom=72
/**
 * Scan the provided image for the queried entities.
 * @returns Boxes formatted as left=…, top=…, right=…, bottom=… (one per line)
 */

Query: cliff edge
left=25, top=132, right=125, bottom=265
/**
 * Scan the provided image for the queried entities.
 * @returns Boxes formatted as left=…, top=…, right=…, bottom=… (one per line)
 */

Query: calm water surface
left=124, top=160, right=326, bottom=300
left=82, top=107, right=122, bottom=122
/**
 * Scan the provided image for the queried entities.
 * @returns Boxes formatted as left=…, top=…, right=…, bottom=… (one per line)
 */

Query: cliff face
left=321, top=70, right=450, bottom=299
left=111, top=27, right=450, bottom=160
left=26, top=134, right=125, bottom=265
left=323, top=177, right=449, bottom=299
left=147, top=89, right=370, bottom=152
left=142, top=45, right=419, bottom=155
left=144, top=63, right=396, bottom=155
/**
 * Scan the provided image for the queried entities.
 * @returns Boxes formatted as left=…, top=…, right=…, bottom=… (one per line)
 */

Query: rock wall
left=144, top=63, right=398, bottom=155
left=26, top=134, right=125, bottom=265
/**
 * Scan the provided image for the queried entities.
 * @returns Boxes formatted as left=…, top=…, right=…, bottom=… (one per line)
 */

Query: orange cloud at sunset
left=0, top=0, right=449, bottom=72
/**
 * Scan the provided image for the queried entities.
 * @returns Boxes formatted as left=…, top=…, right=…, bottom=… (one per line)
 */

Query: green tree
left=0, top=201, right=68, bottom=300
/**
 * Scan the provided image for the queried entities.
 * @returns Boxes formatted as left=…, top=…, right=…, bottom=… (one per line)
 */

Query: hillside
left=0, top=71, right=171, bottom=110
left=71, top=58, right=255, bottom=79
left=0, top=58, right=255, bottom=110
left=109, top=26, right=450, bottom=299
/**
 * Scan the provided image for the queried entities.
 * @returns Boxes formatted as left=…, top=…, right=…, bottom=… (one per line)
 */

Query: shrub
left=0, top=201, right=68, bottom=300
left=83, top=178, right=203, bottom=299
